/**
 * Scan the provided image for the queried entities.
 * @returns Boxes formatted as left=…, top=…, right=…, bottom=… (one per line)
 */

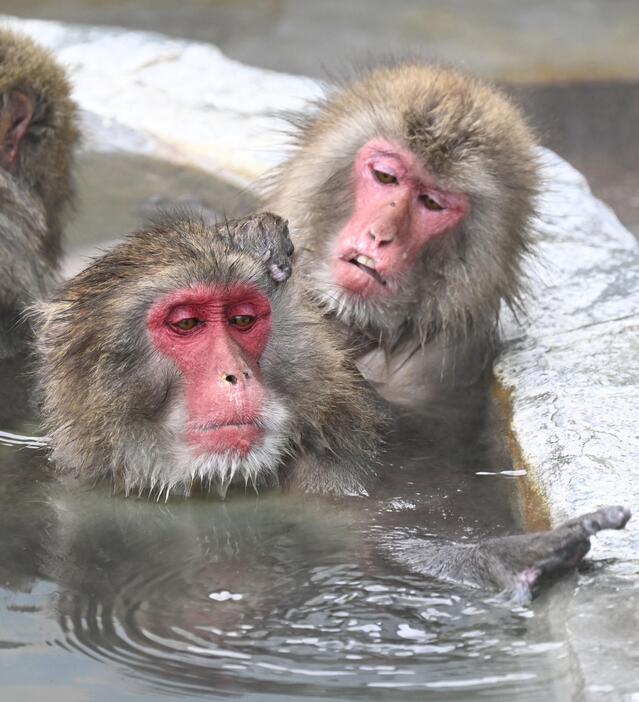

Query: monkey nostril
left=369, top=229, right=394, bottom=245
left=242, top=370, right=251, bottom=380
left=224, top=373, right=238, bottom=385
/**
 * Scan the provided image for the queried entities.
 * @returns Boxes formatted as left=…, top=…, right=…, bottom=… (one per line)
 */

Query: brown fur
left=266, top=63, right=539, bottom=361
left=35, top=213, right=385, bottom=497
left=0, top=28, right=79, bottom=237
left=0, top=29, right=79, bottom=356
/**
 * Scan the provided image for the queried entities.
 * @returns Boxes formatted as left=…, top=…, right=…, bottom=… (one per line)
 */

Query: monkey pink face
left=332, top=139, right=469, bottom=298
left=147, top=284, right=272, bottom=458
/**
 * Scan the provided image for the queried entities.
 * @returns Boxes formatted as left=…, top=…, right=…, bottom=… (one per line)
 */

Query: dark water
left=64, top=150, right=257, bottom=275
left=5, top=0, right=638, bottom=83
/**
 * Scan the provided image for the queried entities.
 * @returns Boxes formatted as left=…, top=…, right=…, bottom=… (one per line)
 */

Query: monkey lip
left=186, top=421, right=263, bottom=456
left=344, top=254, right=387, bottom=286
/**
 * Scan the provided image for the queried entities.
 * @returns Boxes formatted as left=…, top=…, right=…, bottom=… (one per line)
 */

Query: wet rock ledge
left=2, top=17, right=638, bottom=563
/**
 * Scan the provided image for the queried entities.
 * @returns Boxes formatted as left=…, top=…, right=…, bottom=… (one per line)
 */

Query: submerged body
left=33, top=209, right=630, bottom=600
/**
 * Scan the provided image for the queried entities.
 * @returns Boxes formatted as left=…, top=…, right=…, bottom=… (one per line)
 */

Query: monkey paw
left=500, top=505, right=631, bottom=603
left=231, top=212, right=294, bottom=283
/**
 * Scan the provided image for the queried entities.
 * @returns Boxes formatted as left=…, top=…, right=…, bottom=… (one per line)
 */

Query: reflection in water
left=0, top=452, right=573, bottom=701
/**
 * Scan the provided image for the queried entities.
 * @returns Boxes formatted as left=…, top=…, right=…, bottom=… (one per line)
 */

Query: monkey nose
left=222, top=370, right=251, bottom=386
left=369, top=228, right=395, bottom=246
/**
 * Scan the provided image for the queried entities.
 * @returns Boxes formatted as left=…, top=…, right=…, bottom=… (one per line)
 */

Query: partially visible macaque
left=0, top=29, right=79, bottom=357
left=266, top=63, right=539, bottom=401
left=36, top=213, right=383, bottom=498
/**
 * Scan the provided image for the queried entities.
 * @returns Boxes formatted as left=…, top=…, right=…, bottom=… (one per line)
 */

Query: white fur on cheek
left=120, top=395, right=292, bottom=500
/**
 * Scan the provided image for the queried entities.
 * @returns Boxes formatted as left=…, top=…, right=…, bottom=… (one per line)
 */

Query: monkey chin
left=121, top=398, right=292, bottom=500
left=309, top=257, right=410, bottom=343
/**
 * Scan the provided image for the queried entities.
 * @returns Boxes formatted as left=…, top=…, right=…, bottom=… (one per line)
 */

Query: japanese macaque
left=266, top=63, right=539, bottom=401
left=0, top=29, right=79, bottom=357
left=33, top=210, right=630, bottom=598
left=36, top=212, right=383, bottom=498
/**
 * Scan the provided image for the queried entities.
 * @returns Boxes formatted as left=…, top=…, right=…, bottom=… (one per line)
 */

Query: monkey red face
left=332, top=139, right=469, bottom=297
left=147, top=284, right=272, bottom=458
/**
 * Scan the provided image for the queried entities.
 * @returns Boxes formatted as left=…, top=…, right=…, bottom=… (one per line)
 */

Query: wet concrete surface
left=6, top=0, right=638, bottom=236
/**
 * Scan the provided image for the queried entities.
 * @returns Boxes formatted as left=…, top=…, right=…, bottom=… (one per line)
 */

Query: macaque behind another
left=266, top=62, right=539, bottom=400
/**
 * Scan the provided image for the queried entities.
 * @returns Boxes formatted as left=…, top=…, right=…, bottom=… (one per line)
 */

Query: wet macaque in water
left=266, top=64, right=539, bottom=403
left=0, top=30, right=79, bottom=357
left=34, top=211, right=630, bottom=600
left=36, top=213, right=383, bottom=498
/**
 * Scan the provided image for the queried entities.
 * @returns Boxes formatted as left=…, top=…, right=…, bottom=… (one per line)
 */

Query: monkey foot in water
left=392, top=505, right=631, bottom=602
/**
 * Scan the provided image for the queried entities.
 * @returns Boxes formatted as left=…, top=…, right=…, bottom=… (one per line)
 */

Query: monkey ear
left=0, top=92, right=33, bottom=170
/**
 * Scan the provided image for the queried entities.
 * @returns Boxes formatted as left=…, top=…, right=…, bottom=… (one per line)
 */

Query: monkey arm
left=389, top=505, right=631, bottom=602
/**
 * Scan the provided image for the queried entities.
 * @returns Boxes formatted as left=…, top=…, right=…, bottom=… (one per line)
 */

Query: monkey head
left=37, top=213, right=382, bottom=498
left=0, top=29, right=79, bottom=235
left=269, top=63, right=539, bottom=346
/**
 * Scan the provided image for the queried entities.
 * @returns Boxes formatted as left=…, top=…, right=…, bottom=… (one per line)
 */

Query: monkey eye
left=229, top=315, right=256, bottom=330
left=418, top=193, right=444, bottom=211
left=169, top=317, right=202, bottom=332
left=371, top=168, right=398, bottom=185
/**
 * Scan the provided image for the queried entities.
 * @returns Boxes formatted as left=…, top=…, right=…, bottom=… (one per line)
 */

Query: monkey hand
left=481, top=505, right=631, bottom=603
left=227, top=212, right=294, bottom=283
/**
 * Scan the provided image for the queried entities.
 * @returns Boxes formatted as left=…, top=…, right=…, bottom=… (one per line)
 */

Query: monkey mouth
left=186, top=421, right=263, bottom=457
left=346, top=254, right=387, bottom=286
left=191, top=420, right=258, bottom=432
